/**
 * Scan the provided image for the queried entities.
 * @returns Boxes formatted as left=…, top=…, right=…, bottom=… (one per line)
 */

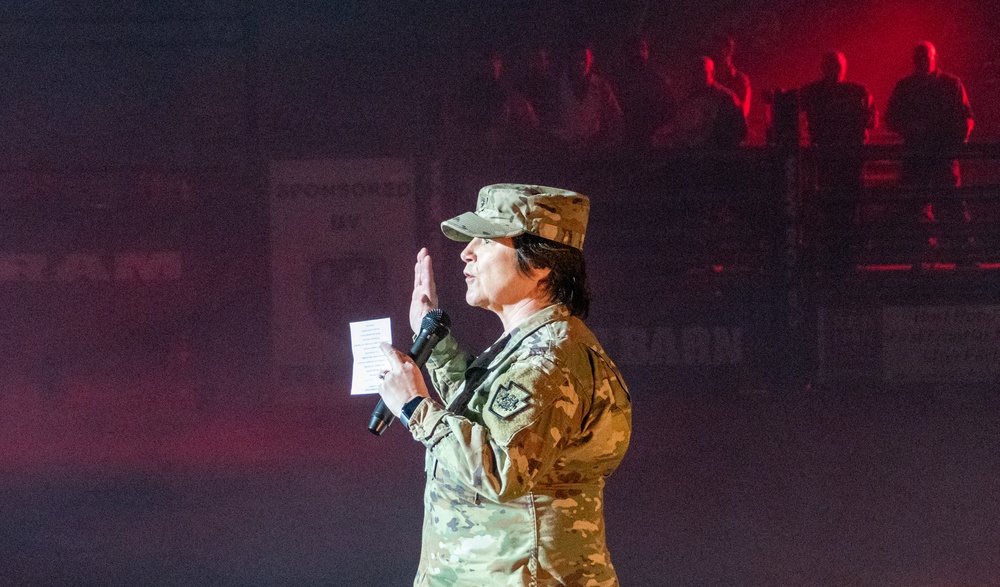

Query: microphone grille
left=422, top=308, right=451, bottom=331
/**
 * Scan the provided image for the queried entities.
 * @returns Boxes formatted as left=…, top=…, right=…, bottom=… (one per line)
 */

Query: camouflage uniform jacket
left=406, top=304, right=632, bottom=586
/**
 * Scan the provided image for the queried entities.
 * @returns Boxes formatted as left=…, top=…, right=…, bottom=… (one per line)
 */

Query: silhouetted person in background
left=801, top=51, right=877, bottom=152
left=709, top=34, right=751, bottom=119
left=886, top=41, right=975, bottom=263
left=654, top=55, right=746, bottom=149
left=553, top=44, right=623, bottom=149
left=886, top=41, right=973, bottom=187
left=613, top=35, right=674, bottom=151
left=446, top=48, right=538, bottom=148
left=800, top=51, right=877, bottom=277
left=518, top=43, right=560, bottom=139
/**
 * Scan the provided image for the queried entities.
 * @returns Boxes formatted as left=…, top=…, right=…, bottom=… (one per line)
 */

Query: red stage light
left=857, top=264, right=912, bottom=271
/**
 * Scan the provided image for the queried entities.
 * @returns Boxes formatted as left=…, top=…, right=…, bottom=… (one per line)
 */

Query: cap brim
left=440, top=212, right=524, bottom=242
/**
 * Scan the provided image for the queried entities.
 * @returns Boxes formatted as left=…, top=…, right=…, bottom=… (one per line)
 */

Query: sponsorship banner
left=584, top=282, right=782, bottom=392
left=269, top=158, right=415, bottom=389
left=883, top=305, right=1000, bottom=383
left=592, top=324, right=745, bottom=368
left=819, top=304, right=1000, bottom=385
left=0, top=168, right=239, bottom=379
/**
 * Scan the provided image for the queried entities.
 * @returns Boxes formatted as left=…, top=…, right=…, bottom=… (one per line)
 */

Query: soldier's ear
left=531, top=266, right=553, bottom=291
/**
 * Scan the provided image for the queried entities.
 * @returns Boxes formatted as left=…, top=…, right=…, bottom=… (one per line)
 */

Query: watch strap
left=400, top=396, right=425, bottom=428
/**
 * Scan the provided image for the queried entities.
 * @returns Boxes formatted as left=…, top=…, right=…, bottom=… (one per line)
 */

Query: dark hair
left=512, top=233, right=590, bottom=318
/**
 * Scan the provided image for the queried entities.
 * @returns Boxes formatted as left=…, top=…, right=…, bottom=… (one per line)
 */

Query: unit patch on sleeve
left=489, top=382, right=532, bottom=419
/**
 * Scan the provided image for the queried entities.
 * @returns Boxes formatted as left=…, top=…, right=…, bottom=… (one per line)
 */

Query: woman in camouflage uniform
left=378, top=184, right=632, bottom=586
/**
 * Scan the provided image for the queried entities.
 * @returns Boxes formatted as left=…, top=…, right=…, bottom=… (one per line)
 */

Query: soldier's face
left=461, top=237, right=545, bottom=313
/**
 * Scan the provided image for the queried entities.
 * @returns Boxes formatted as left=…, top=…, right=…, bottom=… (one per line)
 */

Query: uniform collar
left=483, top=304, right=570, bottom=369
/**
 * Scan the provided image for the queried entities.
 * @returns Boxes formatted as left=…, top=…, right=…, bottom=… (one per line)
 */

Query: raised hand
left=410, top=247, right=439, bottom=334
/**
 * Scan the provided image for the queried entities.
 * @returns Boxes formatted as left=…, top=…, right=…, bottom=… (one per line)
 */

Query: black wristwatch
left=400, top=396, right=425, bottom=429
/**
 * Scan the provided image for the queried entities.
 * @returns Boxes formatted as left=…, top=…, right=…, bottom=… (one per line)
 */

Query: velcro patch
left=489, top=382, right=531, bottom=419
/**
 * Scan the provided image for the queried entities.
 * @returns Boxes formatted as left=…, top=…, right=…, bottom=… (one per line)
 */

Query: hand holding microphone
left=374, top=343, right=423, bottom=418
left=368, top=309, right=451, bottom=436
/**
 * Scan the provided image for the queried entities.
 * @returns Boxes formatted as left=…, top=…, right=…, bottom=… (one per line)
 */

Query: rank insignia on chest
left=489, top=382, right=531, bottom=419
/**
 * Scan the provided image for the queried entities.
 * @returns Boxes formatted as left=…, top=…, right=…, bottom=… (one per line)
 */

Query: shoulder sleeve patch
left=488, top=382, right=532, bottom=420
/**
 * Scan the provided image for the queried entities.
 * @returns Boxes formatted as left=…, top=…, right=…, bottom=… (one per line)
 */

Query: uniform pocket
left=431, top=461, right=481, bottom=505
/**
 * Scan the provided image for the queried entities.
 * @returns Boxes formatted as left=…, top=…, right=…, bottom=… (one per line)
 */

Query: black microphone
left=368, top=309, right=451, bottom=436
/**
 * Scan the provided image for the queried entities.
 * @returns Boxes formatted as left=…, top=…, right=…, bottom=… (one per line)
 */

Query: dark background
left=1, top=0, right=998, bottom=161
left=2, top=2, right=1000, bottom=586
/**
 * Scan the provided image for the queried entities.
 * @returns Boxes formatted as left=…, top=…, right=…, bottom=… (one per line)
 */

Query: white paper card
left=350, top=318, right=392, bottom=395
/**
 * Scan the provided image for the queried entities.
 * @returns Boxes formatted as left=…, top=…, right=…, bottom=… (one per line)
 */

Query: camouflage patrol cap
left=441, top=184, right=590, bottom=250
